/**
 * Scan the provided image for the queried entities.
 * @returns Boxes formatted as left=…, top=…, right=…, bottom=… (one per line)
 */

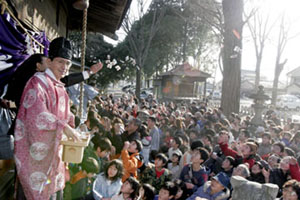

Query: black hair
left=204, top=145, right=212, bottom=154
left=133, top=139, right=143, bottom=152
left=173, top=179, right=188, bottom=200
left=273, top=141, right=285, bottom=152
left=104, top=159, right=123, bottom=181
left=173, top=137, right=183, bottom=147
left=204, top=128, right=216, bottom=137
left=284, top=147, right=296, bottom=157
left=225, top=156, right=236, bottom=167
left=190, top=140, right=204, bottom=150
left=155, top=153, right=168, bottom=164
left=141, top=184, right=155, bottom=200
left=148, top=116, right=156, bottom=123
left=131, top=118, right=142, bottom=128
left=92, top=136, right=112, bottom=152
left=193, top=147, right=209, bottom=163
left=160, top=182, right=178, bottom=197
left=125, top=177, right=140, bottom=199
left=262, top=132, right=272, bottom=140
left=204, top=135, right=213, bottom=143
left=5, top=54, right=45, bottom=107
left=240, top=129, right=250, bottom=138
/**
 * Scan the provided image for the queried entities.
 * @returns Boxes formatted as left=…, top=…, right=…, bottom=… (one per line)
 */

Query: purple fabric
left=0, top=8, right=49, bottom=95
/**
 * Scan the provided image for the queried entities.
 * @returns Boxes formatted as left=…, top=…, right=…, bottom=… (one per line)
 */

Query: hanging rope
left=78, top=7, right=88, bottom=119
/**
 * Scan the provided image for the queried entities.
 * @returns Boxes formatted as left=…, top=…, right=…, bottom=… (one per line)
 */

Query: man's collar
left=45, top=68, right=57, bottom=81
left=45, top=68, right=65, bottom=87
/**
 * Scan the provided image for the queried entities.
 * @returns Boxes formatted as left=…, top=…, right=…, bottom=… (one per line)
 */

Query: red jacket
left=219, top=142, right=255, bottom=168
left=290, top=163, right=300, bottom=181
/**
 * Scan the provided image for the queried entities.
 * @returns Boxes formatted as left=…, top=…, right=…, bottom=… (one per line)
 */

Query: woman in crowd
left=92, top=159, right=123, bottom=200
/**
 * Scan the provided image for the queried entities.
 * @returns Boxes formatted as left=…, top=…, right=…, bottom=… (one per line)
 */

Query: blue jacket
left=187, top=181, right=230, bottom=200
left=93, top=173, right=122, bottom=200
left=180, top=164, right=210, bottom=192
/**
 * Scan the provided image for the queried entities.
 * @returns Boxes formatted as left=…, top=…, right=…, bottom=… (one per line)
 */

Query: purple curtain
left=0, top=6, right=49, bottom=95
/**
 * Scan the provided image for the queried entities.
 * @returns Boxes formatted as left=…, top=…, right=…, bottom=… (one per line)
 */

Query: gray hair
left=239, top=164, right=250, bottom=178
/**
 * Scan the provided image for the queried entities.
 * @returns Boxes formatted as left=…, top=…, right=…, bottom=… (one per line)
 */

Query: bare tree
left=271, top=15, right=289, bottom=105
left=122, top=0, right=166, bottom=98
left=246, top=9, right=275, bottom=90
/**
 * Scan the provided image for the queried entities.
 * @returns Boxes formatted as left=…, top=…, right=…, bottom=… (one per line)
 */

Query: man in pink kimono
left=14, top=37, right=98, bottom=200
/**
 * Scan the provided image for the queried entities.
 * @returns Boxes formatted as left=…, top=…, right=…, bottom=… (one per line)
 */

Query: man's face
left=210, top=179, right=225, bottom=194
left=128, top=121, right=138, bottom=132
left=147, top=118, right=153, bottom=128
left=47, top=57, right=72, bottom=80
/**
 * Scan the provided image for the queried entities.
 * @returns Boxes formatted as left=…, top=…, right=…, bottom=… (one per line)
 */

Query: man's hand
left=90, top=62, right=103, bottom=74
left=63, top=124, right=81, bottom=141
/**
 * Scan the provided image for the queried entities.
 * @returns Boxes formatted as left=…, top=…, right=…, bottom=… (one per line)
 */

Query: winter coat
left=139, top=164, right=172, bottom=192
left=93, top=173, right=122, bottom=200
left=179, top=164, right=210, bottom=195
left=187, top=181, right=230, bottom=200
left=121, top=150, right=142, bottom=182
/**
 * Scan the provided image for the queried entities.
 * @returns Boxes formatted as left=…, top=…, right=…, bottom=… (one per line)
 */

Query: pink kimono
left=14, top=70, right=74, bottom=200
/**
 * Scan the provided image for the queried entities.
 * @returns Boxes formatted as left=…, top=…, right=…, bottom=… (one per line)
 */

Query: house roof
left=68, top=0, right=132, bottom=39
left=286, top=82, right=300, bottom=89
left=160, top=63, right=211, bottom=78
left=287, top=66, right=300, bottom=77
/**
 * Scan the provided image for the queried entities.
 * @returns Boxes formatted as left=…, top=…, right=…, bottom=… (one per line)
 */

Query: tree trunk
left=136, top=68, right=141, bottom=99
left=254, top=52, right=263, bottom=90
left=271, top=58, right=287, bottom=105
left=221, top=0, right=244, bottom=117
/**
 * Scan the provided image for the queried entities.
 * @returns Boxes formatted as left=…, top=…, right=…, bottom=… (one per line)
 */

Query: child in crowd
left=257, top=132, right=272, bottom=159
left=83, top=136, right=112, bottom=174
left=111, top=177, right=140, bottom=200
left=168, top=136, right=183, bottom=160
left=121, top=139, right=143, bottom=182
left=248, top=161, right=266, bottom=184
left=69, top=157, right=99, bottom=199
left=179, top=140, right=204, bottom=169
left=92, top=159, right=123, bottom=200
left=137, top=183, right=156, bottom=200
left=179, top=147, right=210, bottom=197
left=154, top=182, right=178, bottom=200
left=168, top=152, right=181, bottom=181
left=140, top=153, right=172, bottom=193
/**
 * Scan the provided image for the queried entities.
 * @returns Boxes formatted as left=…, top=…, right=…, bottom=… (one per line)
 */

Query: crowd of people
left=67, top=90, right=300, bottom=200
left=1, top=37, right=300, bottom=200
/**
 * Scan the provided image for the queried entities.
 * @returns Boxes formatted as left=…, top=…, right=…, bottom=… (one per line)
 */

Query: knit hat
left=49, top=37, right=72, bottom=60
left=212, top=172, right=230, bottom=189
